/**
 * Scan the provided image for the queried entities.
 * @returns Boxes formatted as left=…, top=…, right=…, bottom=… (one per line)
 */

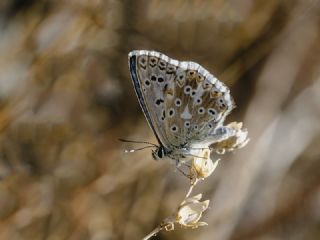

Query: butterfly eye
left=157, top=149, right=163, bottom=158
left=184, top=121, right=190, bottom=128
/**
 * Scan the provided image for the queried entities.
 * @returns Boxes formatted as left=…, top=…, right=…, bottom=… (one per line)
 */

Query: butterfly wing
left=162, top=60, right=235, bottom=148
left=129, top=50, right=176, bottom=148
left=128, top=50, right=235, bottom=150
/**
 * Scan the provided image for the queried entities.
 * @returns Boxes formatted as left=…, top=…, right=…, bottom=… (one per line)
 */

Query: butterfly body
left=151, top=145, right=188, bottom=161
left=128, top=50, right=237, bottom=162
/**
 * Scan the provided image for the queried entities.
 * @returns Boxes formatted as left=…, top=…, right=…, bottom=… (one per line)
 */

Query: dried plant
left=142, top=124, right=249, bottom=239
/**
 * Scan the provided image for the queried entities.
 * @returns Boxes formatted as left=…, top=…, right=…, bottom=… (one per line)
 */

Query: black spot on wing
left=155, top=98, right=164, bottom=106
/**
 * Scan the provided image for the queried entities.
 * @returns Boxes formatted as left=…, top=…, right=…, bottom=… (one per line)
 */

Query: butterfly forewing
left=129, top=51, right=175, bottom=148
left=128, top=50, right=235, bottom=151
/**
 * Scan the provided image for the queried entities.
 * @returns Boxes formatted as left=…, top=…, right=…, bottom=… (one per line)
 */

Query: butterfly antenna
left=119, top=138, right=158, bottom=147
left=124, top=145, right=156, bottom=153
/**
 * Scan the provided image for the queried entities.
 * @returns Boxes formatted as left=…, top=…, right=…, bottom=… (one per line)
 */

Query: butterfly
left=128, top=50, right=240, bottom=164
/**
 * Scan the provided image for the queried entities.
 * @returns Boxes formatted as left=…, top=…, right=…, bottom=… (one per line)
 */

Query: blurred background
left=0, top=0, right=319, bottom=239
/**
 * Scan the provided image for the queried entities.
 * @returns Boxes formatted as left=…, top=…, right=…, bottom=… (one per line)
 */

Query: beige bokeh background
left=0, top=0, right=320, bottom=239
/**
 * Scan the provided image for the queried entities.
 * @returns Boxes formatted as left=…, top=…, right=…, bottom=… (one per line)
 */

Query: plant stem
left=142, top=226, right=163, bottom=240
left=185, top=178, right=199, bottom=198
left=142, top=218, right=175, bottom=240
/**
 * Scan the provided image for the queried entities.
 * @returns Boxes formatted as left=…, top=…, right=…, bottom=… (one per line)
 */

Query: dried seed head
left=192, top=149, right=219, bottom=179
left=176, top=194, right=209, bottom=228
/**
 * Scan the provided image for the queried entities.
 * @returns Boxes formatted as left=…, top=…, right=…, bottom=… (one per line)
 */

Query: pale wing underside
left=128, top=50, right=235, bottom=149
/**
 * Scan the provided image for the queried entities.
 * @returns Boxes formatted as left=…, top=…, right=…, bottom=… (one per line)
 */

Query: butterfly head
left=152, top=145, right=167, bottom=160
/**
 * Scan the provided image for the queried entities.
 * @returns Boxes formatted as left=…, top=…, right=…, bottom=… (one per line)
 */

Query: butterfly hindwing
left=163, top=65, right=235, bottom=147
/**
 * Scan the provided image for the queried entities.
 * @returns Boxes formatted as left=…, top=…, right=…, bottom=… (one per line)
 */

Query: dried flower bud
left=191, top=149, right=219, bottom=179
left=212, top=122, right=249, bottom=154
left=176, top=194, right=209, bottom=228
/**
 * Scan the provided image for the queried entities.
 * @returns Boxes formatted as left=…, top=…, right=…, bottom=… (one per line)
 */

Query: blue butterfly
left=128, top=50, right=239, bottom=163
